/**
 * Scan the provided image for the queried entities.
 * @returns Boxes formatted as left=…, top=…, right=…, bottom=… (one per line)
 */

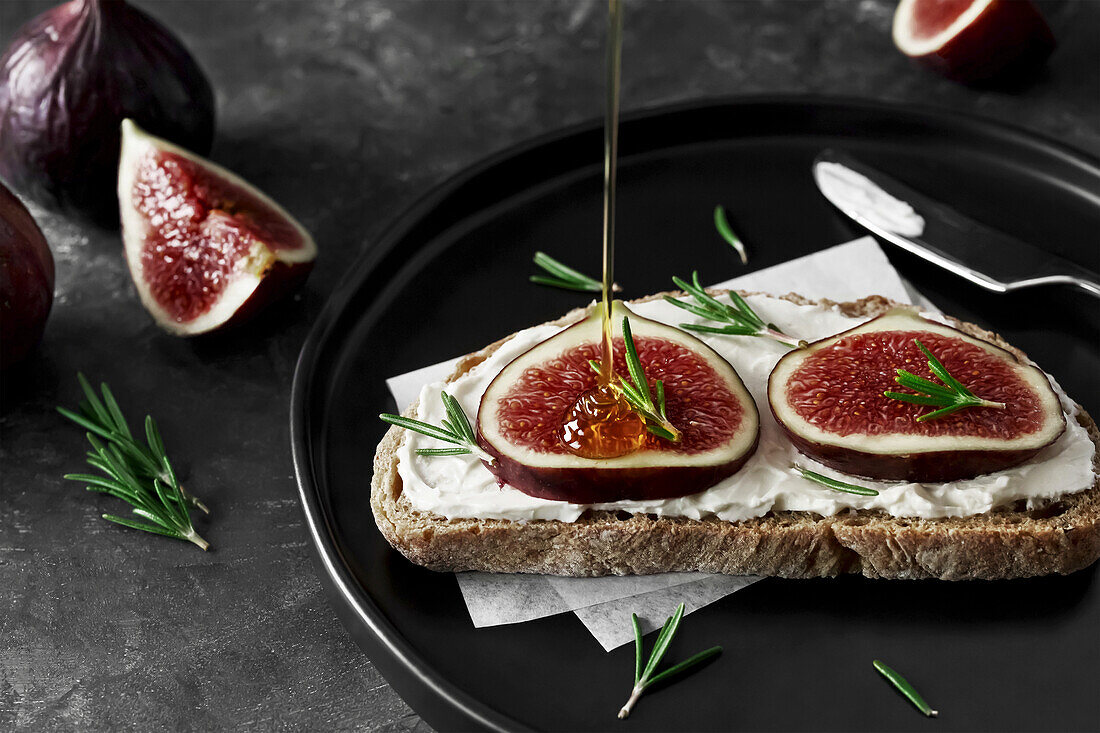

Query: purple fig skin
left=778, top=426, right=1047, bottom=483
left=477, top=431, right=759, bottom=504
left=896, top=0, right=1055, bottom=84
left=0, top=183, right=54, bottom=369
left=0, top=0, right=215, bottom=225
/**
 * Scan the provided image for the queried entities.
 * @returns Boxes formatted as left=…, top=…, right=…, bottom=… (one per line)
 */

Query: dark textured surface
left=0, top=1, right=1097, bottom=730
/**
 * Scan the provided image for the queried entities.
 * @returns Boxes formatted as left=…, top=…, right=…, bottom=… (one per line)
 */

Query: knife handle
left=1015, top=275, right=1100, bottom=300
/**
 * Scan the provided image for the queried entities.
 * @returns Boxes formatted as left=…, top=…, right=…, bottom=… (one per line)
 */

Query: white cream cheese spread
left=395, top=296, right=1096, bottom=522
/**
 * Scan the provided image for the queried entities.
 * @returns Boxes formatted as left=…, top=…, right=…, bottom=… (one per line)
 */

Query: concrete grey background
left=1, top=0, right=1097, bottom=730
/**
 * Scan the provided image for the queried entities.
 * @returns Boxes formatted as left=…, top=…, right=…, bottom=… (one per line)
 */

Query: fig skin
left=893, top=0, right=1055, bottom=83
left=478, top=433, right=759, bottom=504
left=0, top=183, right=54, bottom=369
left=477, top=301, right=760, bottom=504
left=780, top=430, right=1049, bottom=483
left=0, top=0, right=215, bottom=225
left=768, top=309, right=1065, bottom=483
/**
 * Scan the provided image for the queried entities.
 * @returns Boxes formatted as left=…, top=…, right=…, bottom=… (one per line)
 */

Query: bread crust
left=370, top=294, right=1100, bottom=580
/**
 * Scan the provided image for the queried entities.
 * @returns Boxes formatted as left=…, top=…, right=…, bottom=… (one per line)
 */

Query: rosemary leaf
left=873, top=660, right=938, bottom=717
left=666, top=271, right=806, bottom=349
left=531, top=252, right=618, bottom=293
left=646, top=646, right=723, bottom=688
left=714, top=205, right=748, bottom=265
left=595, top=317, right=683, bottom=442
left=794, top=466, right=879, bottom=496
left=618, top=603, right=722, bottom=719
left=885, top=339, right=1006, bottom=421
left=380, top=392, right=496, bottom=465
left=58, top=374, right=209, bottom=550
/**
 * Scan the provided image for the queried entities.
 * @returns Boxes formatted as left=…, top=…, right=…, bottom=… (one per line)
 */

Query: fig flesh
left=0, top=0, right=215, bottom=225
left=118, top=120, right=316, bottom=336
left=768, top=308, right=1064, bottom=482
left=892, top=0, right=1055, bottom=83
left=0, top=183, right=54, bottom=368
left=477, top=301, right=759, bottom=503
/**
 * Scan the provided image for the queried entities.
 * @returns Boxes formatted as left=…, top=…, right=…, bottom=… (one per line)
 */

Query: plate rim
left=289, top=94, right=1100, bottom=731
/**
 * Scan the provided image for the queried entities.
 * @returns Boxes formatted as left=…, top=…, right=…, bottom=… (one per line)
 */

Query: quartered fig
left=118, top=120, right=316, bottom=336
left=477, top=301, right=759, bottom=503
left=768, top=308, right=1064, bottom=482
left=892, top=0, right=1055, bottom=83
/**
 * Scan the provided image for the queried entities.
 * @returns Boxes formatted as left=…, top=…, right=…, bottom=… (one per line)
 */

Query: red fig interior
left=477, top=301, right=759, bottom=503
left=768, top=308, right=1065, bottom=481
left=118, top=120, right=316, bottom=335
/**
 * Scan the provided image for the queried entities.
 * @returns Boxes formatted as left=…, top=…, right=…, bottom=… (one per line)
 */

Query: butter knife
left=813, top=149, right=1100, bottom=299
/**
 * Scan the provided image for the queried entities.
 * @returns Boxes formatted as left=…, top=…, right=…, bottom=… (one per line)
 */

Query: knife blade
left=813, top=149, right=1100, bottom=299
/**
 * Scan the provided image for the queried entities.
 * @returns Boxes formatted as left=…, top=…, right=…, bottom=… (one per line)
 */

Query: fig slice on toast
left=476, top=301, right=759, bottom=503
left=768, top=308, right=1064, bottom=482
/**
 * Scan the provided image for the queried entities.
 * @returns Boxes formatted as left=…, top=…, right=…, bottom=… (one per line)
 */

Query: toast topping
left=476, top=301, right=759, bottom=504
left=397, top=296, right=1094, bottom=523
left=787, top=330, right=1042, bottom=437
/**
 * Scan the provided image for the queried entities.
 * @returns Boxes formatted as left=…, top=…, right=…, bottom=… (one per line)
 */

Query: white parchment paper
left=386, top=236, right=922, bottom=648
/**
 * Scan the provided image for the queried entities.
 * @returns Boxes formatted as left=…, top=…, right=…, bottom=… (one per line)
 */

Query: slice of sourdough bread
left=370, top=293, right=1100, bottom=580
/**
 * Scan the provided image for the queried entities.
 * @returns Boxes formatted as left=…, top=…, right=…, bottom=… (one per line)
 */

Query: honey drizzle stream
left=599, top=0, right=623, bottom=386
left=558, top=0, right=647, bottom=459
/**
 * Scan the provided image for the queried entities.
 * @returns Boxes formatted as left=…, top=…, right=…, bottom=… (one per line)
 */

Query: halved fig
left=769, top=308, right=1064, bottom=482
left=477, top=301, right=759, bottom=503
left=892, top=0, right=1055, bottom=83
left=118, top=120, right=316, bottom=336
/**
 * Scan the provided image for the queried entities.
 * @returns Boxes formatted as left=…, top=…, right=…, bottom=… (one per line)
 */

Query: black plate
left=291, top=97, right=1100, bottom=732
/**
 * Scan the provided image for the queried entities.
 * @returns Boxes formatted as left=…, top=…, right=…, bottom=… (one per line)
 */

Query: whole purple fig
left=0, top=0, right=215, bottom=226
left=0, top=182, right=54, bottom=368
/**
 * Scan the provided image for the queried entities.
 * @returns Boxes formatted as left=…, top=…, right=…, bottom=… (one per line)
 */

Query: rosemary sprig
left=873, top=660, right=938, bottom=717
left=530, top=251, right=620, bottom=293
left=618, top=603, right=722, bottom=719
left=589, top=317, right=682, bottom=442
left=663, top=271, right=807, bottom=349
left=380, top=391, right=496, bottom=465
left=794, top=466, right=879, bottom=496
left=885, top=339, right=1006, bottom=421
left=58, top=374, right=209, bottom=550
left=713, top=205, right=747, bottom=265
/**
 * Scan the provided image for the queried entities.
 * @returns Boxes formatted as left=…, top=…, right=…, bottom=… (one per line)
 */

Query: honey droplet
left=559, top=384, right=646, bottom=459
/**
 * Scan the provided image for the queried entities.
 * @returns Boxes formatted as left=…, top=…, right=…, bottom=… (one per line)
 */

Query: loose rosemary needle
left=57, top=374, right=210, bottom=550
left=794, top=466, right=879, bottom=496
left=530, top=251, right=620, bottom=293
left=873, top=660, right=939, bottom=717
left=618, top=603, right=722, bottom=719
left=713, top=205, right=748, bottom=265
left=885, top=339, right=1006, bottom=421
